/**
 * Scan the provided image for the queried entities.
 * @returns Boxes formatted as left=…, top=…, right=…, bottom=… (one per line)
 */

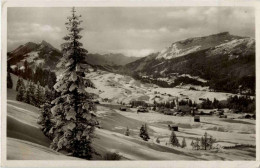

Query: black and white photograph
left=2, top=1, right=259, bottom=165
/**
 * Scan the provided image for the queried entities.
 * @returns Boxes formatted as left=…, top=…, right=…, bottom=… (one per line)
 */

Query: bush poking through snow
left=191, top=132, right=216, bottom=150
left=156, top=137, right=160, bottom=144
left=181, top=137, right=187, bottom=148
left=139, top=124, right=150, bottom=141
left=125, top=127, right=130, bottom=136
left=103, top=152, right=122, bottom=160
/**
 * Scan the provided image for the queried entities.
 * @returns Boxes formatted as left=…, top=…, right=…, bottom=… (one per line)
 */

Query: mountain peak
left=24, top=42, right=38, bottom=47
left=39, top=40, right=59, bottom=52
left=40, top=40, right=52, bottom=47
left=41, top=40, right=48, bottom=44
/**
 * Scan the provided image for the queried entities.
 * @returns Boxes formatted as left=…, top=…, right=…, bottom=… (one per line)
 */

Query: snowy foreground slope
left=7, top=89, right=197, bottom=160
left=7, top=72, right=255, bottom=160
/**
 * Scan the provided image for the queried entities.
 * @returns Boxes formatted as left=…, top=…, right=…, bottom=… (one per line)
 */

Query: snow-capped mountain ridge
left=121, top=32, right=255, bottom=94
left=7, top=41, right=140, bottom=71
left=8, top=41, right=62, bottom=70
left=156, top=32, right=244, bottom=60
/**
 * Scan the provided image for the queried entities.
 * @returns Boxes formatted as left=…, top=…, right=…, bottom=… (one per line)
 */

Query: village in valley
left=6, top=7, right=256, bottom=161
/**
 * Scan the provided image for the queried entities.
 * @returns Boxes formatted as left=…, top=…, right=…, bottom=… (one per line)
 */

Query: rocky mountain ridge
left=120, top=32, right=255, bottom=94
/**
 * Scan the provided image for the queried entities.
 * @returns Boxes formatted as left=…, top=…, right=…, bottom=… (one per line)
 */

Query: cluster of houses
left=99, top=95, right=255, bottom=120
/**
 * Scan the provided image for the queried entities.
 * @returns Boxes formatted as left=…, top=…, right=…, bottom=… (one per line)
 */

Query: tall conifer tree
left=7, top=72, right=13, bottom=89
left=35, top=82, right=43, bottom=107
left=38, top=87, right=55, bottom=139
left=169, top=131, right=180, bottom=147
left=16, top=79, right=25, bottom=102
left=50, top=7, right=97, bottom=159
left=16, top=78, right=22, bottom=91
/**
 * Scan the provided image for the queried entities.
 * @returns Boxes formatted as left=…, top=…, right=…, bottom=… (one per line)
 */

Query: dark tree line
left=208, top=75, right=255, bottom=95
left=200, top=98, right=222, bottom=109
left=153, top=100, right=176, bottom=109
left=227, top=95, right=255, bottom=113
left=16, top=78, right=47, bottom=108
left=130, top=100, right=148, bottom=107
left=197, top=96, right=255, bottom=113
left=11, top=60, right=56, bottom=89
left=153, top=99, right=196, bottom=110
left=131, top=69, right=255, bottom=96
left=33, top=67, right=56, bottom=89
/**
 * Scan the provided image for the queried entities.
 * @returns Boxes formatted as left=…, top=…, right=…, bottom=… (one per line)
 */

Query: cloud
left=32, top=23, right=61, bottom=32
left=108, top=49, right=155, bottom=57
left=7, top=7, right=255, bottom=56
left=7, top=22, right=63, bottom=51
left=126, top=27, right=169, bottom=36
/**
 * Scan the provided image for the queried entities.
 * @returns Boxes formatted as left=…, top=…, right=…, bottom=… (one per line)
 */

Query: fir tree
left=200, top=132, right=216, bottom=150
left=208, top=135, right=216, bottom=150
left=28, top=81, right=36, bottom=105
left=124, top=126, right=130, bottom=136
left=24, top=82, right=31, bottom=104
left=35, top=82, right=43, bottom=107
left=50, top=7, right=97, bottom=159
left=24, top=81, right=36, bottom=105
left=169, top=131, right=180, bottom=147
left=16, top=79, right=25, bottom=102
left=7, top=72, right=13, bottom=89
left=16, top=77, right=22, bottom=91
left=181, top=137, right=187, bottom=148
left=38, top=88, right=55, bottom=139
left=191, top=140, right=194, bottom=150
left=194, top=138, right=200, bottom=150
left=139, top=124, right=150, bottom=141
left=156, top=137, right=160, bottom=144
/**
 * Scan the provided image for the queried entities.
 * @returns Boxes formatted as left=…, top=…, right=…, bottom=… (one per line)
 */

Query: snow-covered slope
left=207, top=37, right=255, bottom=58
left=7, top=137, right=80, bottom=160
left=156, top=44, right=201, bottom=59
left=6, top=87, right=255, bottom=160
left=6, top=89, right=196, bottom=160
left=86, top=70, right=235, bottom=105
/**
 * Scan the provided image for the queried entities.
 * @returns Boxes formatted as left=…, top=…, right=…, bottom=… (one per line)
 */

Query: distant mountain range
left=7, top=41, right=139, bottom=71
left=119, top=32, right=255, bottom=94
left=7, top=32, right=255, bottom=94
left=86, top=53, right=139, bottom=66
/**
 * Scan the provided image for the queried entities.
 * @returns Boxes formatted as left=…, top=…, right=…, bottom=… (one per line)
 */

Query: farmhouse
left=168, top=125, right=178, bottom=131
left=198, top=109, right=214, bottom=115
left=194, top=115, right=200, bottom=122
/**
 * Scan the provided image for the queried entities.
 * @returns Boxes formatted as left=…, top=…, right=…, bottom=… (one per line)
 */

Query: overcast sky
left=7, top=7, right=255, bottom=57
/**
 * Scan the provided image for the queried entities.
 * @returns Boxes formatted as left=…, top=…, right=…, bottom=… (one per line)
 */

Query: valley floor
left=6, top=87, right=255, bottom=160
